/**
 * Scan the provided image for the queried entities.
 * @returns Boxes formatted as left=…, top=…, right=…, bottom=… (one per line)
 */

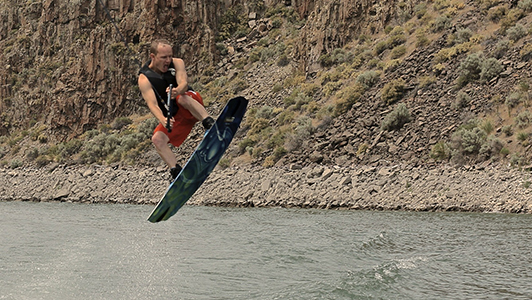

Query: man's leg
left=177, top=94, right=209, bottom=122
left=152, top=131, right=177, bottom=168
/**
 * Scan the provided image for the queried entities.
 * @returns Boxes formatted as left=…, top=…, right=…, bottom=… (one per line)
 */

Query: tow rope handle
left=166, top=84, right=173, bottom=133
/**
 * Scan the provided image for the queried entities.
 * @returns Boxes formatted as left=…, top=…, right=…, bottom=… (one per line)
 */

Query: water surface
left=1, top=202, right=531, bottom=299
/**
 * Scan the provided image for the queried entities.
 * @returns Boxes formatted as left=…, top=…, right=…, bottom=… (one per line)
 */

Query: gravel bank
left=1, top=163, right=532, bottom=214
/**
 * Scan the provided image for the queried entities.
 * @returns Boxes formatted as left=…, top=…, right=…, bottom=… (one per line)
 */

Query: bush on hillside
left=493, top=39, right=510, bottom=59
left=457, top=52, right=483, bottom=85
left=516, top=110, right=532, bottom=128
left=452, top=91, right=471, bottom=110
left=381, top=79, right=406, bottom=105
left=506, top=24, right=527, bottom=42
left=505, top=92, right=522, bottom=115
left=430, top=141, right=451, bottom=161
left=432, top=15, right=452, bottom=32
left=456, top=53, right=502, bottom=86
left=111, top=117, right=132, bottom=130
left=356, top=70, right=380, bottom=88
left=334, top=83, right=366, bottom=115
left=381, top=103, right=411, bottom=131
left=480, top=57, right=503, bottom=82
left=478, top=136, right=504, bottom=161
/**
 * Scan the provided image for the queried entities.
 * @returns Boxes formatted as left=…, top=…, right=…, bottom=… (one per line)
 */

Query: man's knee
left=152, top=132, right=168, bottom=149
left=176, top=94, right=194, bottom=107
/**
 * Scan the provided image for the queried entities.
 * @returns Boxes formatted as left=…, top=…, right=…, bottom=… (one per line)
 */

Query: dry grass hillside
left=2, top=0, right=532, bottom=171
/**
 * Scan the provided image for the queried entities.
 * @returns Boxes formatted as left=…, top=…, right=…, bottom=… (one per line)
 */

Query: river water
left=1, top=201, right=531, bottom=300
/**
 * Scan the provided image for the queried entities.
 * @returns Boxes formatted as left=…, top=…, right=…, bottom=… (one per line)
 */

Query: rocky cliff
left=0, top=0, right=413, bottom=138
left=1, top=0, right=234, bottom=138
left=2, top=0, right=532, bottom=170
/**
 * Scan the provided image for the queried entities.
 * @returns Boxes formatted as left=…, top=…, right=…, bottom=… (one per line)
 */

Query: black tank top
left=139, top=60, right=179, bottom=117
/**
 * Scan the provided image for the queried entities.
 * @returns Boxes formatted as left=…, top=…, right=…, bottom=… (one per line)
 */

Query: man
left=138, top=39, right=215, bottom=180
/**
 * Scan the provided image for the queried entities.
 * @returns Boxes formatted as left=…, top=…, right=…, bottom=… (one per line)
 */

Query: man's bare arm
left=173, top=58, right=189, bottom=95
left=138, top=74, right=168, bottom=125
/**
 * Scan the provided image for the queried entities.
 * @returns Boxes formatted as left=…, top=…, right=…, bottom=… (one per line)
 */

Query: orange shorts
left=154, top=91, right=204, bottom=147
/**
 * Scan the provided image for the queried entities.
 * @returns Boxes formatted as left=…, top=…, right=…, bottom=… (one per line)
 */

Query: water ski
left=147, top=96, right=248, bottom=223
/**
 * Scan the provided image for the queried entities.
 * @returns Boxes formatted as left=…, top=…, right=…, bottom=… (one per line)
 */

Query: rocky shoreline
left=1, top=163, right=532, bottom=214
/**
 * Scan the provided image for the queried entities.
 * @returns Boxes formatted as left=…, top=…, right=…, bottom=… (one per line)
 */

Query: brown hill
left=1, top=0, right=532, bottom=171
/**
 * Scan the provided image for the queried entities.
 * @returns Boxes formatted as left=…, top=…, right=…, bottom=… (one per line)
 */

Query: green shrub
left=415, top=30, right=430, bottom=48
left=216, top=42, right=228, bottom=55
left=457, top=52, right=483, bottom=86
left=284, top=116, right=314, bottom=152
left=375, top=41, right=389, bottom=55
left=277, top=110, right=295, bottom=125
left=58, top=139, right=83, bottom=159
left=430, top=141, right=451, bottom=161
left=266, top=130, right=286, bottom=150
left=418, top=75, right=437, bottom=89
left=506, top=24, right=527, bottom=42
left=414, top=3, right=428, bottom=18
left=381, top=79, right=406, bottom=105
left=26, top=148, right=39, bottom=161
left=520, top=44, right=532, bottom=60
left=0, top=146, right=6, bottom=159
left=10, top=159, right=23, bottom=169
left=357, top=143, right=369, bottom=156
left=112, top=117, right=133, bottom=130
left=493, top=39, right=510, bottom=59
left=260, top=47, right=276, bottom=63
left=517, top=132, right=528, bottom=142
left=218, top=158, right=231, bottom=169
left=256, top=106, right=274, bottom=119
left=35, top=155, right=51, bottom=167
left=356, top=70, right=380, bottom=88
left=502, top=125, right=513, bottom=136
left=451, top=126, right=487, bottom=155
left=323, top=81, right=343, bottom=96
left=455, top=27, right=473, bottom=44
left=277, top=54, right=290, bottom=67
left=480, top=57, right=503, bottom=82
left=505, top=92, right=522, bottom=114
left=249, top=118, right=270, bottom=135
left=231, top=79, right=249, bottom=93
left=272, top=146, right=287, bottom=160
left=480, top=119, right=494, bottom=134
left=381, top=103, right=411, bottom=131
left=238, top=137, right=256, bottom=154
left=249, top=48, right=261, bottom=62
left=318, top=48, right=354, bottom=67
left=217, top=5, right=250, bottom=41
left=334, top=83, right=366, bottom=115
left=432, top=15, right=452, bottom=32
left=453, top=91, right=471, bottom=109
left=509, top=153, right=525, bottom=166
left=500, top=147, right=510, bottom=156
left=390, top=45, right=407, bottom=59
left=374, top=27, right=406, bottom=55
left=479, top=136, right=504, bottom=160
left=518, top=0, right=532, bottom=11
left=384, top=59, right=402, bottom=73
left=137, top=118, right=159, bottom=139
left=500, top=8, right=525, bottom=32
left=487, top=5, right=507, bottom=22
left=516, top=111, right=532, bottom=128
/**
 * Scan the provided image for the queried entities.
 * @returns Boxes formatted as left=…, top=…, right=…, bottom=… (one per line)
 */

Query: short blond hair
left=150, top=39, right=172, bottom=55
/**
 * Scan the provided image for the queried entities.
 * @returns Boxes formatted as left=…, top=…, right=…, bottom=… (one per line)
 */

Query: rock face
left=295, top=0, right=413, bottom=73
left=0, top=0, right=411, bottom=138
left=0, top=0, right=240, bottom=137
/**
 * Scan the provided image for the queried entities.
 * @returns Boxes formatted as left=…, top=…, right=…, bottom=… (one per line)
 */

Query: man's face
left=151, top=44, right=173, bottom=74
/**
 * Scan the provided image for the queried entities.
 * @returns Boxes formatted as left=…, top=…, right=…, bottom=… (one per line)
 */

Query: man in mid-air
left=138, top=39, right=214, bottom=180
